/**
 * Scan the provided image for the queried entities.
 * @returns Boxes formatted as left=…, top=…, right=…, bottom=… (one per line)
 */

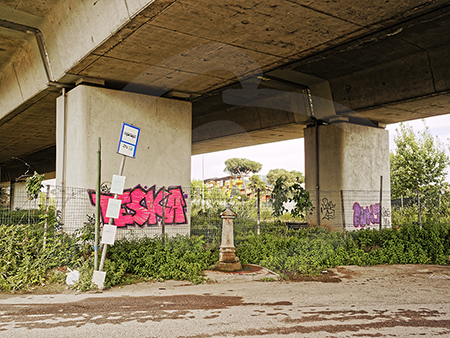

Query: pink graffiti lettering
left=88, top=185, right=187, bottom=227
left=352, top=202, right=380, bottom=228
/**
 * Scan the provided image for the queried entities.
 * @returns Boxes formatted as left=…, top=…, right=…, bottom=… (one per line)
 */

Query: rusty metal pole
left=340, top=190, right=346, bottom=240
left=162, top=186, right=166, bottom=242
left=257, top=188, right=261, bottom=236
left=379, top=176, right=383, bottom=231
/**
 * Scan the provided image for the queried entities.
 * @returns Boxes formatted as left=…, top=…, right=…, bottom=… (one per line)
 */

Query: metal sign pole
left=257, top=188, right=260, bottom=236
left=99, top=155, right=126, bottom=272
left=93, top=122, right=140, bottom=289
left=161, top=186, right=165, bottom=240
left=94, top=137, right=101, bottom=271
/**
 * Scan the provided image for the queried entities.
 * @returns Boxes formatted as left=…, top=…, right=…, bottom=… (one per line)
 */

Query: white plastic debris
left=65, top=268, right=80, bottom=285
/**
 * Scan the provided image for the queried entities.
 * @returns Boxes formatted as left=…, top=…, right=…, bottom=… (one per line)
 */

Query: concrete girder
left=1, top=0, right=450, bottom=181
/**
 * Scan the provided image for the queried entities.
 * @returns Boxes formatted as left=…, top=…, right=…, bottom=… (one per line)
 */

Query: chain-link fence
left=0, top=183, right=291, bottom=240
left=0, top=183, right=411, bottom=239
left=307, top=190, right=392, bottom=231
left=0, top=183, right=192, bottom=239
left=0, top=183, right=94, bottom=231
left=391, top=191, right=450, bottom=211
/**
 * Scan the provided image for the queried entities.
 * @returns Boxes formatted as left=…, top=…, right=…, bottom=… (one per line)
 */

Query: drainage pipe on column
left=315, top=120, right=320, bottom=227
left=61, top=87, right=67, bottom=225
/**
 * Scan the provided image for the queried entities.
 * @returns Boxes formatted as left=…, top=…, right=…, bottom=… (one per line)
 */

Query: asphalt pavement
left=0, top=264, right=449, bottom=337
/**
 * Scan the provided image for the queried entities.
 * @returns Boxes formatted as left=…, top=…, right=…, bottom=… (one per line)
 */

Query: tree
left=390, top=122, right=450, bottom=227
left=25, top=171, right=45, bottom=200
left=267, top=169, right=304, bottom=187
left=270, top=177, right=289, bottom=217
left=224, top=158, right=262, bottom=194
left=267, top=169, right=304, bottom=200
left=248, top=174, right=266, bottom=196
left=270, top=177, right=312, bottom=218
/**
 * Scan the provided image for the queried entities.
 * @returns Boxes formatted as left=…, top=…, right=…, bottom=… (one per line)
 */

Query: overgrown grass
left=58, top=234, right=220, bottom=291
left=103, top=235, right=218, bottom=286
left=237, top=223, right=450, bottom=279
left=237, top=225, right=345, bottom=277
left=1, top=216, right=449, bottom=291
left=0, top=222, right=82, bottom=291
left=325, top=222, right=450, bottom=267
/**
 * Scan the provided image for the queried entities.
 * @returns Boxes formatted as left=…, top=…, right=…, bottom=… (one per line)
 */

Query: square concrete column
left=56, top=85, right=192, bottom=236
left=304, top=122, right=391, bottom=232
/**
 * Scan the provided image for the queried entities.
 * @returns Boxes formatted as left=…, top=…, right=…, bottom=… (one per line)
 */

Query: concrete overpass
left=1, top=0, right=450, bottom=231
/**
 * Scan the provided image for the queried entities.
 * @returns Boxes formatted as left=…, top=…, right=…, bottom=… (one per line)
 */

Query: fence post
left=379, top=176, right=383, bottom=231
left=162, top=186, right=165, bottom=242
left=417, top=189, right=422, bottom=230
left=43, top=185, right=50, bottom=249
left=340, top=190, right=346, bottom=240
left=257, top=188, right=260, bottom=236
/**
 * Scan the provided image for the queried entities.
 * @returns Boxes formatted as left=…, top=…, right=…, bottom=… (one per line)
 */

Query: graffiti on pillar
left=382, top=207, right=391, bottom=228
left=100, top=182, right=111, bottom=193
left=320, top=198, right=336, bottom=220
left=88, top=184, right=188, bottom=227
left=352, top=202, right=380, bottom=228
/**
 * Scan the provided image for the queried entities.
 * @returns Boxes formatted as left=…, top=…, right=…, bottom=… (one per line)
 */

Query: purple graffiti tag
left=352, top=202, right=381, bottom=228
left=88, top=184, right=188, bottom=227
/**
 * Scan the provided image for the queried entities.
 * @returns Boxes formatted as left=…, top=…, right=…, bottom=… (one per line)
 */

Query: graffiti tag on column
left=88, top=185, right=188, bottom=227
left=321, top=198, right=336, bottom=220
left=352, top=202, right=380, bottom=228
left=382, top=207, right=391, bottom=228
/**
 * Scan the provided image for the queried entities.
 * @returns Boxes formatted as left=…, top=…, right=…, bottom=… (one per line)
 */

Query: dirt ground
left=0, top=264, right=449, bottom=337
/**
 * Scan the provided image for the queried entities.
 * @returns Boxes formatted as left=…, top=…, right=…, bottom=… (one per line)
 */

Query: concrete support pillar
left=56, top=85, right=192, bottom=236
left=304, top=122, right=391, bottom=232
left=215, top=207, right=242, bottom=272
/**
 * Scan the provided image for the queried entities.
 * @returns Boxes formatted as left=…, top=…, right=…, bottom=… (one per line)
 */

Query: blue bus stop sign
left=117, top=123, right=140, bottom=158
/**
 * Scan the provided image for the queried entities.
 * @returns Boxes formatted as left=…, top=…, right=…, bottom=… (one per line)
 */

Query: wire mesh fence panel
left=0, top=184, right=192, bottom=240
left=306, top=190, right=391, bottom=232
left=0, top=182, right=46, bottom=225
left=7, top=183, right=436, bottom=238
left=85, top=184, right=192, bottom=240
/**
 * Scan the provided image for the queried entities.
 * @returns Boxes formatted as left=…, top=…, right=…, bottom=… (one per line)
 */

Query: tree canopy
left=248, top=174, right=267, bottom=195
left=390, top=122, right=449, bottom=200
left=224, top=158, right=262, bottom=193
left=267, top=169, right=304, bottom=188
left=270, top=177, right=312, bottom=218
left=224, top=158, right=262, bottom=177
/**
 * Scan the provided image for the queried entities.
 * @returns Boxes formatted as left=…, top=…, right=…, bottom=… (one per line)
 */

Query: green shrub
left=236, top=223, right=450, bottom=277
left=324, top=224, right=450, bottom=267
left=104, top=235, right=218, bottom=286
left=0, top=222, right=82, bottom=291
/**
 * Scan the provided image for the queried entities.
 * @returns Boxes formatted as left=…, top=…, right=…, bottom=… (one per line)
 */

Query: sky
left=191, top=115, right=450, bottom=182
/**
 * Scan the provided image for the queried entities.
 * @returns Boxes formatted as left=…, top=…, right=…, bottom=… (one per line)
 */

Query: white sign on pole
left=117, top=123, right=140, bottom=158
left=101, top=224, right=117, bottom=245
left=110, top=175, right=126, bottom=195
left=106, top=198, right=121, bottom=219
left=92, top=270, right=106, bottom=289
